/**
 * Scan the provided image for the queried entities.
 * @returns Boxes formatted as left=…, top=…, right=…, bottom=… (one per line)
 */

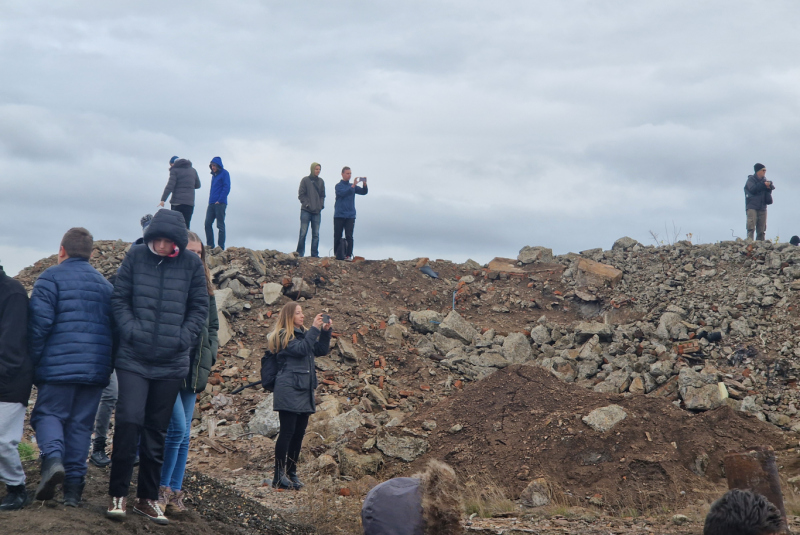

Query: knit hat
left=140, top=214, right=153, bottom=230
left=170, top=156, right=180, bottom=164
left=754, top=163, right=765, bottom=173
left=791, top=236, right=800, bottom=246
left=310, top=162, right=321, bottom=175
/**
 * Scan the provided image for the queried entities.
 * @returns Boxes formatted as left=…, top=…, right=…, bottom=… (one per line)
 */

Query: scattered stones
left=502, top=332, right=533, bottom=363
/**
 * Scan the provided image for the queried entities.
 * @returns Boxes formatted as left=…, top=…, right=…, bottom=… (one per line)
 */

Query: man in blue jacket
left=333, top=167, right=368, bottom=261
left=204, top=156, right=231, bottom=250
left=28, top=228, right=114, bottom=506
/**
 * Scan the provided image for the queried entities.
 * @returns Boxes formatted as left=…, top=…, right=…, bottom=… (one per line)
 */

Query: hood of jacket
left=310, top=162, right=321, bottom=176
left=210, top=156, right=225, bottom=174
left=173, top=158, right=192, bottom=168
left=143, top=209, right=189, bottom=251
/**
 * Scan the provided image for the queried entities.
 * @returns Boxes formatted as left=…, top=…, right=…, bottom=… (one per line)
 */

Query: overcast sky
left=2, top=1, right=799, bottom=275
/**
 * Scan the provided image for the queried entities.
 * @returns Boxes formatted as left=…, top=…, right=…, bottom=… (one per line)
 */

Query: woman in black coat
left=266, top=301, right=332, bottom=490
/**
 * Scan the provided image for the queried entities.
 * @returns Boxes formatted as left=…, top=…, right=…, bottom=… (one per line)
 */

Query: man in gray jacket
left=159, top=156, right=201, bottom=229
left=744, top=163, right=775, bottom=241
left=296, top=162, right=325, bottom=258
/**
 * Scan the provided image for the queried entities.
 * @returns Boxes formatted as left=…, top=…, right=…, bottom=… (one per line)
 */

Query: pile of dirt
left=4, top=462, right=309, bottom=535
left=394, top=364, right=790, bottom=510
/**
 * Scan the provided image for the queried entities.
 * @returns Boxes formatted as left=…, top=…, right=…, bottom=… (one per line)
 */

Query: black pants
left=108, top=370, right=181, bottom=500
left=171, top=204, right=194, bottom=229
left=333, top=217, right=355, bottom=260
left=274, top=411, right=310, bottom=473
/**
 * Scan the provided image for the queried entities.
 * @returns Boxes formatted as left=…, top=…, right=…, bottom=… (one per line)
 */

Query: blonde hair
left=266, top=301, right=303, bottom=353
left=187, top=231, right=214, bottom=295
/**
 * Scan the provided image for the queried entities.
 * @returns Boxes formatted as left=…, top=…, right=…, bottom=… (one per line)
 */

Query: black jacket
left=182, top=294, right=219, bottom=393
left=112, top=209, right=209, bottom=381
left=0, top=267, right=33, bottom=405
left=745, top=174, right=775, bottom=211
left=272, top=326, right=332, bottom=413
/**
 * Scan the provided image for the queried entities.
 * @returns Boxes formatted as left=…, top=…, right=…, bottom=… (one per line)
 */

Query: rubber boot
left=271, top=461, right=293, bottom=490
left=35, top=456, right=65, bottom=501
left=286, top=459, right=304, bottom=490
left=0, top=484, right=30, bottom=511
left=63, top=477, right=85, bottom=507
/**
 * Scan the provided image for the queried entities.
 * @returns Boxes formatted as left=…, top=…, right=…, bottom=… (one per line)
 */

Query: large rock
left=593, top=370, right=631, bottom=394
left=338, top=448, right=384, bottom=477
left=679, top=367, right=728, bottom=410
left=214, top=288, right=236, bottom=311
left=519, top=478, right=551, bottom=507
left=286, top=277, right=313, bottom=300
left=487, top=257, right=525, bottom=273
left=248, top=394, right=281, bottom=437
left=383, top=323, right=407, bottom=345
left=502, top=332, right=533, bottom=363
left=656, top=312, right=687, bottom=340
left=542, top=357, right=576, bottom=382
left=327, top=409, right=365, bottom=437
left=432, top=332, right=464, bottom=355
left=518, top=246, right=554, bottom=264
left=218, top=311, right=233, bottom=347
left=575, top=258, right=623, bottom=287
left=409, top=310, right=443, bottom=334
left=223, top=278, right=249, bottom=299
left=530, top=325, right=551, bottom=345
left=262, top=282, right=284, bottom=305
left=467, top=351, right=510, bottom=368
left=575, top=322, right=613, bottom=344
left=612, top=237, right=640, bottom=251
left=438, top=311, right=478, bottom=344
left=337, top=338, right=360, bottom=362
left=376, top=432, right=429, bottom=462
left=582, top=405, right=627, bottom=432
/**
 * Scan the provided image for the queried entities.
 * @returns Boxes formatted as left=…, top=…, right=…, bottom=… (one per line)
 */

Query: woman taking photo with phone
left=266, top=302, right=332, bottom=490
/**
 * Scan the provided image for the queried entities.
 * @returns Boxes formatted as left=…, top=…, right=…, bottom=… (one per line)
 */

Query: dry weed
left=294, top=480, right=363, bottom=535
left=462, top=474, right=517, bottom=518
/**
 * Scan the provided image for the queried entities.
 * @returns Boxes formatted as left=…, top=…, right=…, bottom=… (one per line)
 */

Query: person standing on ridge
left=333, top=167, right=368, bottom=261
left=159, top=156, right=201, bottom=228
left=0, top=259, right=33, bottom=511
left=296, top=162, right=325, bottom=258
left=204, top=157, right=230, bottom=250
left=744, top=163, right=775, bottom=241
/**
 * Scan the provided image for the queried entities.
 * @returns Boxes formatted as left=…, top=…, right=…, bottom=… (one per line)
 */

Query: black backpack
left=260, top=350, right=284, bottom=392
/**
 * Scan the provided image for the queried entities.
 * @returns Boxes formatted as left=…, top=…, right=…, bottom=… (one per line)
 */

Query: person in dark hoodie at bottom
left=361, top=460, right=464, bottom=535
left=106, top=209, right=208, bottom=525
left=204, top=156, right=230, bottom=250
left=0, top=260, right=33, bottom=511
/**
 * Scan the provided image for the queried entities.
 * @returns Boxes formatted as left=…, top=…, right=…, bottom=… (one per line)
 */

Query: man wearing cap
left=159, top=156, right=201, bottom=229
left=744, top=163, right=775, bottom=241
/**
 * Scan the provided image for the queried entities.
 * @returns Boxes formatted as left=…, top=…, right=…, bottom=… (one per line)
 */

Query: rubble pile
left=14, top=235, right=800, bottom=510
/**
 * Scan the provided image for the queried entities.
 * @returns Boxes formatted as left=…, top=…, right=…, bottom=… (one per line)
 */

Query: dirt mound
left=395, top=364, right=789, bottom=510
left=4, top=462, right=310, bottom=535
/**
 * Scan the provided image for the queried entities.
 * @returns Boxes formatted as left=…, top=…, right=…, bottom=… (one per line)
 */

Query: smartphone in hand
left=322, top=314, right=331, bottom=324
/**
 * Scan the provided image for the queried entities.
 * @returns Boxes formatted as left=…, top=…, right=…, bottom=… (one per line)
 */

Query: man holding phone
left=333, top=167, right=368, bottom=261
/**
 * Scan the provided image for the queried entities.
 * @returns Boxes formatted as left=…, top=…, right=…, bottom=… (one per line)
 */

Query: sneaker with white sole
left=133, top=498, right=168, bottom=525
left=106, top=496, right=127, bottom=520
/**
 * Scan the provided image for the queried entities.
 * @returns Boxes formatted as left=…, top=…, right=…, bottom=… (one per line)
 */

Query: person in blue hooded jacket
left=28, top=227, right=114, bottom=507
left=333, top=167, right=368, bottom=261
left=204, top=156, right=231, bottom=250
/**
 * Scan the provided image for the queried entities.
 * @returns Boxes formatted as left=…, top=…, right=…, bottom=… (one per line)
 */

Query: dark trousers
left=204, top=203, right=227, bottom=249
left=108, top=370, right=181, bottom=500
left=274, top=411, right=310, bottom=472
left=171, top=204, right=194, bottom=229
left=296, top=210, right=321, bottom=257
left=30, top=383, right=104, bottom=480
left=333, top=217, right=355, bottom=260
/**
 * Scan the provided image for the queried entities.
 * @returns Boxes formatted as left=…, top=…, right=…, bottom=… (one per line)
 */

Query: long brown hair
left=187, top=231, right=214, bottom=295
left=266, top=301, right=303, bottom=353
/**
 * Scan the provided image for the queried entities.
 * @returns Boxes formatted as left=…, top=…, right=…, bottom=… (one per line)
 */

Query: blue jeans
left=296, top=210, right=321, bottom=257
left=159, top=390, right=196, bottom=491
left=204, top=203, right=227, bottom=249
left=30, top=383, right=104, bottom=479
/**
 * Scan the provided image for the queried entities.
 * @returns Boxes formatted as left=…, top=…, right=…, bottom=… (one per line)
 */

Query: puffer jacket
left=112, top=209, right=209, bottom=381
left=28, top=257, right=114, bottom=386
left=272, top=326, right=332, bottom=413
left=745, top=174, right=775, bottom=211
left=162, top=159, right=201, bottom=206
left=182, top=294, right=219, bottom=393
left=0, top=267, right=32, bottom=405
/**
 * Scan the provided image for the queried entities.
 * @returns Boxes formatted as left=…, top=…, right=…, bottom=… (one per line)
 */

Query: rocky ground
left=13, top=236, right=800, bottom=534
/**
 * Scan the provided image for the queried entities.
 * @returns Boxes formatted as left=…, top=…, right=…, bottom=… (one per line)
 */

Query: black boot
left=0, top=484, right=30, bottom=511
left=90, top=438, right=111, bottom=468
left=63, top=477, right=85, bottom=507
left=286, top=459, right=304, bottom=490
left=271, top=462, right=293, bottom=490
left=35, top=456, right=65, bottom=501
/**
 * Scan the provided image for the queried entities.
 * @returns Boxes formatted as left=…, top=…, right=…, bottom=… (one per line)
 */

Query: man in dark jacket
left=204, top=156, right=231, bottom=250
left=28, top=228, right=114, bottom=506
left=333, top=166, right=368, bottom=261
left=159, top=156, right=201, bottom=228
left=296, top=162, right=325, bottom=258
left=0, top=262, right=32, bottom=511
left=744, top=163, right=775, bottom=241
left=107, top=209, right=208, bottom=525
